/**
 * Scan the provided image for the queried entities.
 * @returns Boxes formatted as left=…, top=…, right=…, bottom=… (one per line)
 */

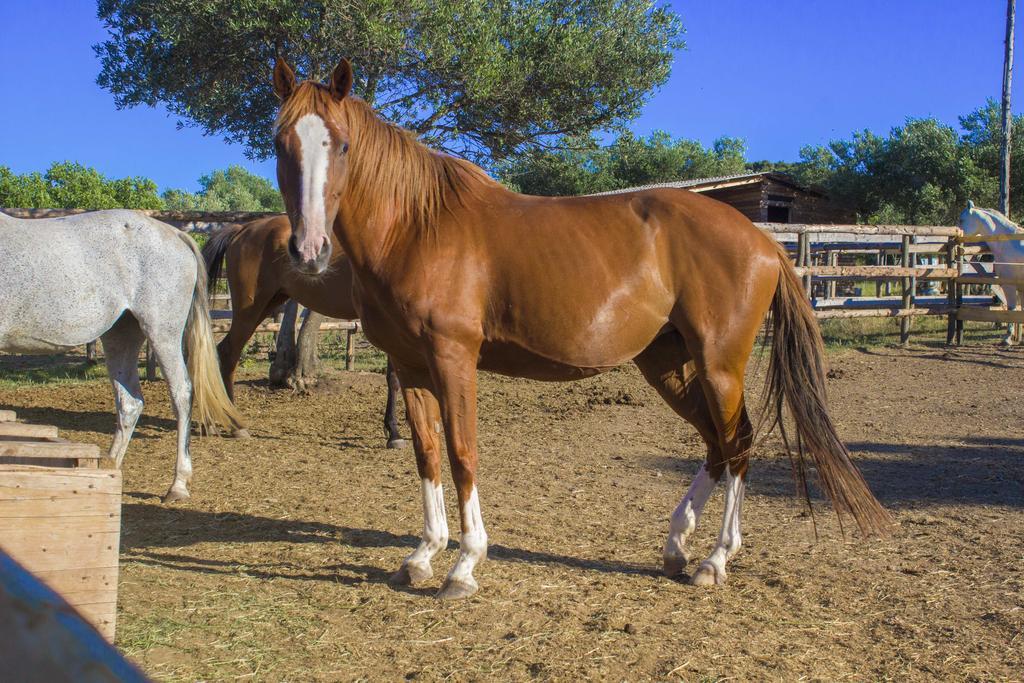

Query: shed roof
left=590, top=172, right=825, bottom=198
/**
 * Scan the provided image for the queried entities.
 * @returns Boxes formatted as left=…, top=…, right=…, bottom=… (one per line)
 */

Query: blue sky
left=0, top=1, right=1020, bottom=192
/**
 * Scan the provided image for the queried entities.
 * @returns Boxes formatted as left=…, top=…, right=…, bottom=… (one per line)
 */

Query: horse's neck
left=984, top=211, right=1020, bottom=235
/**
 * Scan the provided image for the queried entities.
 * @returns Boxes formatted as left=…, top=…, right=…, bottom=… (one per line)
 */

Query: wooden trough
left=0, top=410, right=121, bottom=640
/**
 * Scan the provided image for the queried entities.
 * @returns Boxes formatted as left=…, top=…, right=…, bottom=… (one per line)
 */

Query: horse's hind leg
left=100, top=314, right=146, bottom=468
left=671, top=317, right=760, bottom=587
left=384, top=358, right=408, bottom=449
left=147, top=333, right=194, bottom=503
left=634, top=331, right=723, bottom=579
left=217, top=292, right=287, bottom=438
left=1004, top=287, right=1019, bottom=345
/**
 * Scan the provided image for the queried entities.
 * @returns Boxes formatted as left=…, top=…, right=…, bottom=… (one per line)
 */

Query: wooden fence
left=4, top=209, right=1020, bottom=351
left=756, top=222, right=1024, bottom=344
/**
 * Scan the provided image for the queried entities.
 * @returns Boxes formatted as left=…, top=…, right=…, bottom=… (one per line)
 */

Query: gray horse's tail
left=200, top=223, right=242, bottom=299
left=176, top=232, right=244, bottom=433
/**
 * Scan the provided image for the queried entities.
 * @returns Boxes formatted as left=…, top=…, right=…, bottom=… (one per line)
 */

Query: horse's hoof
left=390, top=561, right=433, bottom=586
left=435, top=576, right=478, bottom=600
left=161, top=487, right=190, bottom=504
left=690, top=562, right=725, bottom=587
left=663, top=551, right=691, bottom=579
left=386, top=438, right=409, bottom=450
left=231, top=428, right=251, bottom=439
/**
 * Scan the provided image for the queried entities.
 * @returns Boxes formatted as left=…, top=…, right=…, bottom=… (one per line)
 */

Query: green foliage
left=499, top=130, right=747, bottom=196
left=0, top=162, right=280, bottom=213
left=0, top=162, right=163, bottom=209
left=790, top=112, right=1006, bottom=225
left=95, top=0, right=684, bottom=163
left=161, top=166, right=284, bottom=211
left=501, top=102, right=1022, bottom=225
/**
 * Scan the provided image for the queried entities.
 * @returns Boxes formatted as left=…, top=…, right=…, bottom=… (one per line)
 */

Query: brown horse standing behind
left=271, top=58, right=892, bottom=599
left=202, top=215, right=406, bottom=447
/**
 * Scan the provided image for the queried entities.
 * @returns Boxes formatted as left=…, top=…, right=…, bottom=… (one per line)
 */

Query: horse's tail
left=200, top=222, right=242, bottom=301
left=760, top=241, right=893, bottom=535
left=176, top=231, right=245, bottom=433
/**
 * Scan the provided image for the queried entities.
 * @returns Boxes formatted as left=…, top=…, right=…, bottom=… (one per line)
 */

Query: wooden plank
left=956, top=274, right=1024, bottom=287
left=956, top=307, right=1024, bottom=323
left=0, top=410, right=15, bottom=423
left=211, top=319, right=359, bottom=334
left=957, top=232, right=1024, bottom=243
left=794, top=266, right=957, bottom=279
left=758, top=223, right=961, bottom=237
left=0, top=440, right=101, bottom=462
left=0, top=424, right=59, bottom=439
left=812, top=295, right=989, bottom=308
left=814, top=307, right=950, bottom=320
left=0, top=467, right=121, bottom=640
left=2, top=206, right=280, bottom=224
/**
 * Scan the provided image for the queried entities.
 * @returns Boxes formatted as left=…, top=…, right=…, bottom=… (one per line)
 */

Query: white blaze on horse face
left=294, top=113, right=331, bottom=262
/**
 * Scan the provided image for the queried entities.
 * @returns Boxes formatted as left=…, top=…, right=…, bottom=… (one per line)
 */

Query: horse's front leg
left=389, top=366, right=448, bottom=586
left=1003, top=287, right=1019, bottom=346
left=429, top=341, right=487, bottom=600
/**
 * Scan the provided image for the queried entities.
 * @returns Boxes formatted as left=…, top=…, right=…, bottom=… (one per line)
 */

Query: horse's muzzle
left=288, top=234, right=332, bottom=275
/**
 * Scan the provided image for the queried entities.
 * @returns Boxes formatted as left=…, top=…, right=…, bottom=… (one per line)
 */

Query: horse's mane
left=973, top=205, right=1024, bottom=233
left=276, top=82, right=496, bottom=237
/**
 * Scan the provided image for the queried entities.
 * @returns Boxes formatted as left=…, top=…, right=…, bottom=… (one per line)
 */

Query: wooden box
left=0, top=411, right=121, bottom=640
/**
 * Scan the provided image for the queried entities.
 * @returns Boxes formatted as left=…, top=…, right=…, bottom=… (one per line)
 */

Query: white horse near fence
left=960, top=201, right=1024, bottom=345
left=0, top=210, right=242, bottom=501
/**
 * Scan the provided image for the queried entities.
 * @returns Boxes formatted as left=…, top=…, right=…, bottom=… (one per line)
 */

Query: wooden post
left=946, top=237, right=958, bottom=345
left=955, top=241, right=965, bottom=345
left=798, top=233, right=812, bottom=297
left=145, top=343, right=158, bottom=381
left=1001, top=0, right=1016, bottom=216
left=827, top=250, right=838, bottom=299
left=345, top=328, right=356, bottom=371
left=900, top=235, right=914, bottom=345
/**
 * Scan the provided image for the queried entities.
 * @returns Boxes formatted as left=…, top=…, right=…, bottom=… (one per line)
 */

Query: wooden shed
left=594, top=172, right=852, bottom=224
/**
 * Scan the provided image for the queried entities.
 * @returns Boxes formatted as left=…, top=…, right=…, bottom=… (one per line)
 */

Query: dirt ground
left=1, top=342, right=1022, bottom=681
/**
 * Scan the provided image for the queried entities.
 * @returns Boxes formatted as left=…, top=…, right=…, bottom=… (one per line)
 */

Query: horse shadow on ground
left=118, top=434, right=1022, bottom=587
left=120, top=501, right=659, bottom=587
left=4, top=405, right=175, bottom=437
left=642, top=435, right=1024, bottom=509
left=850, top=344, right=1024, bottom=370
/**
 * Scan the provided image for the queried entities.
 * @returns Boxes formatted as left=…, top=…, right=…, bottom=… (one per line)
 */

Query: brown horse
left=201, top=215, right=406, bottom=447
left=271, top=58, right=892, bottom=599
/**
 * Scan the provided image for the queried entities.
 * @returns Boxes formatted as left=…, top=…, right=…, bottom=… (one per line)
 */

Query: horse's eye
left=341, top=142, right=349, bottom=154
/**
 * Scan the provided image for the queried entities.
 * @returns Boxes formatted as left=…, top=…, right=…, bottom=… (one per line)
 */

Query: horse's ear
left=273, top=58, right=297, bottom=101
left=329, top=58, right=353, bottom=100
left=967, top=200, right=975, bottom=210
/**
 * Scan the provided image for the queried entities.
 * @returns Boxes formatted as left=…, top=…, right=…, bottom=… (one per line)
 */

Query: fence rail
left=3, top=208, right=1019, bottom=347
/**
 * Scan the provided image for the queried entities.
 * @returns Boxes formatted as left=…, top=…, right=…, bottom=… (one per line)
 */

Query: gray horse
left=0, top=209, right=242, bottom=502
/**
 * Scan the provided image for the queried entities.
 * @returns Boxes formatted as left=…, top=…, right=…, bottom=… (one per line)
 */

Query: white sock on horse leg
left=663, top=464, right=718, bottom=567
left=694, top=470, right=744, bottom=585
left=404, top=478, right=449, bottom=573
left=446, top=486, right=488, bottom=587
